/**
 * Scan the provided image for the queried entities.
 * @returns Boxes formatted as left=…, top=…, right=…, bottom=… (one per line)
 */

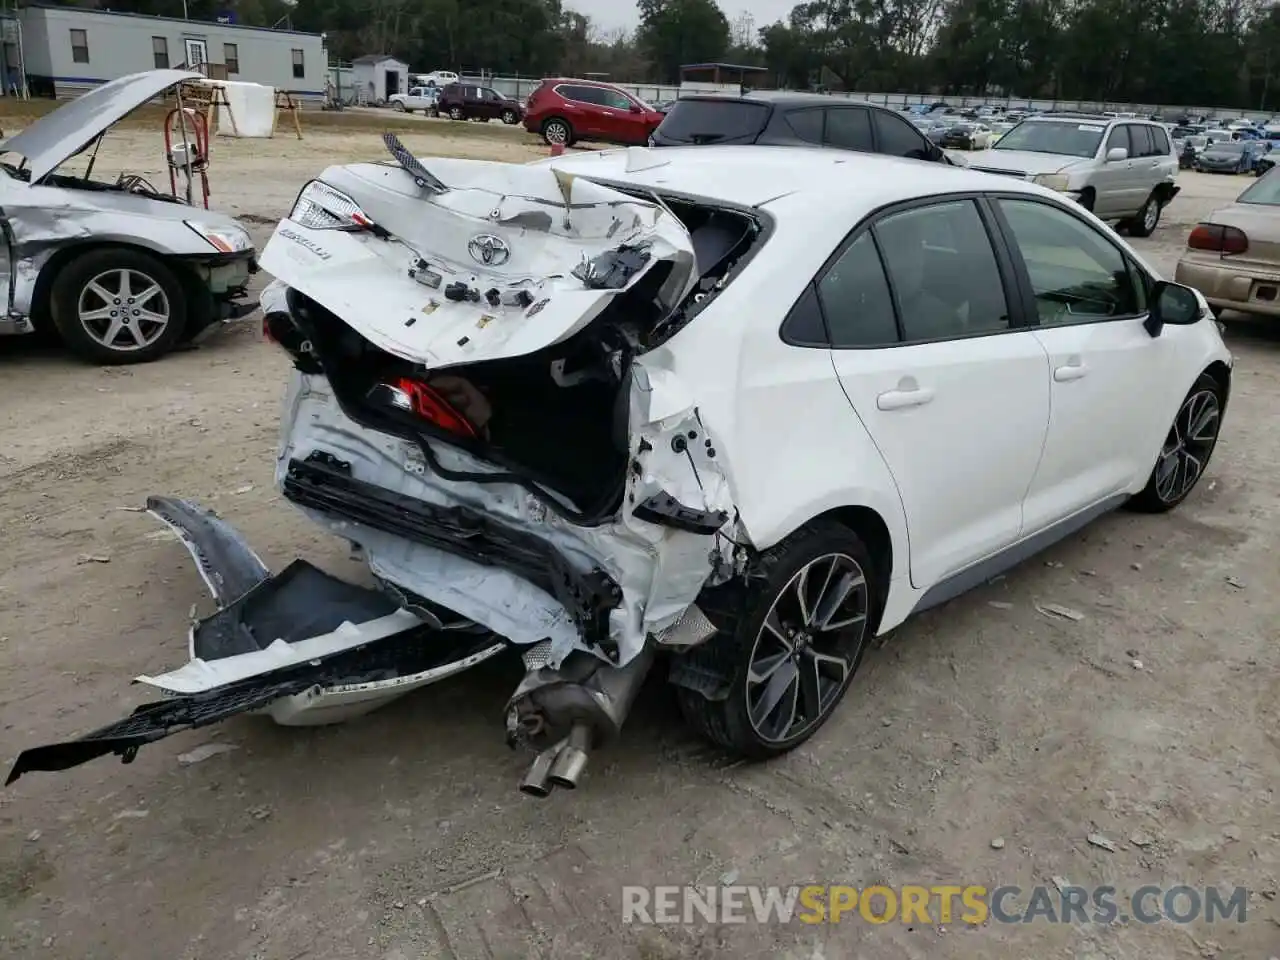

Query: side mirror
left=1144, top=280, right=1202, bottom=337
left=1106, top=147, right=1129, bottom=162
left=629, top=103, right=641, bottom=113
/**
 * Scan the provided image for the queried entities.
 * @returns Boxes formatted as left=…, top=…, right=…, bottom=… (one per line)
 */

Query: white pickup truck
left=388, top=86, right=439, bottom=114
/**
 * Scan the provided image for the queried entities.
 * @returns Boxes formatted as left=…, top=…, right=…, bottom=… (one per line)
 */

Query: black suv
left=649, top=92, right=951, bottom=164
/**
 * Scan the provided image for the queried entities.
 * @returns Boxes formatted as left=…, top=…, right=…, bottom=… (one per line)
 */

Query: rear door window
left=823, top=107, right=874, bottom=152
left=784, top=107, right=824, bottom=145
left=1148, top=125, right=1171, bottom=154
left=817, top=232, right=899, bottom=347
left=874, top=200, right=1011, bottom=342
left=1127, top=124, right=1155, bottom=157
left=560, top=84, right=603, bottom=105
left=874, top=110, right=934, bottom=159
left=656, top=99, right=769, bottom=145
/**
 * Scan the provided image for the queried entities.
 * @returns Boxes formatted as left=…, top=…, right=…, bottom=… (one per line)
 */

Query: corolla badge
left=467, top=233, right=511, bottom=267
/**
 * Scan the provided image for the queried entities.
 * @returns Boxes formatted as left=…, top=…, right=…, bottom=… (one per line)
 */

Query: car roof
left=540, top=144, right=1058, bottom=214
left=677, top=92, right=897, bottom=112
left=542, top=77, right=626, bottom=89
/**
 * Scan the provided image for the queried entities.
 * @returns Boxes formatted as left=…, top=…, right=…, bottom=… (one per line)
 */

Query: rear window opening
left=654, top=99, right=769, bottom=145
left=269, top=194, right=765, bottom=525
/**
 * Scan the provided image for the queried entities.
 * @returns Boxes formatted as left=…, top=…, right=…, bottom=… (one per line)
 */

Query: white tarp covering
left=209, top=80, right=277, bottom=137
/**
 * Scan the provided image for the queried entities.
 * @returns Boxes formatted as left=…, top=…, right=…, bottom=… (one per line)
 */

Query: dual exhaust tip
left=519, top=722, right=591, bottom=798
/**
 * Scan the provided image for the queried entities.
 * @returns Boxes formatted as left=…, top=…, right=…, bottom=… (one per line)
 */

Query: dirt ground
left=0, top=121, right=1277, bottom=960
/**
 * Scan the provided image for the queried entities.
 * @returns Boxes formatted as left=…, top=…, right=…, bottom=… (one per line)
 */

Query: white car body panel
left=137, top=608, right=425, bottom=694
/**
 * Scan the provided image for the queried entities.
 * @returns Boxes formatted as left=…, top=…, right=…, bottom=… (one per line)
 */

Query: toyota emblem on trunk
left=468, top=234, right=511, bottom=266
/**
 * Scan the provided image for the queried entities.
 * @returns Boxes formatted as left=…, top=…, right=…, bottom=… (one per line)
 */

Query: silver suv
left=966, top=113, right=1180, bottom=237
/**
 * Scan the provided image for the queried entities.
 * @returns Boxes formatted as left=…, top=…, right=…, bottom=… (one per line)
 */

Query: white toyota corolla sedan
left=9, top=141, right=1232, bottom=796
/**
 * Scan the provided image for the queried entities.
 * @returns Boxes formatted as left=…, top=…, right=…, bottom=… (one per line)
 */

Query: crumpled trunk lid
left=258, top=149, right=698, bottom=370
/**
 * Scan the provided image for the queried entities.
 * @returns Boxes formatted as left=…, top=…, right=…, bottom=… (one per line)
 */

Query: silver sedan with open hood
left=0, top=69, right=257, bottom=363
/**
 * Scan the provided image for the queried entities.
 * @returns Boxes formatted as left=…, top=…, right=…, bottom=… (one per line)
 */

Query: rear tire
left=1127, top=373, right=1223, bottom=513
left=448, top=106, right=465, bottom=121
left=393, top=101, right=405, bottom=112
left=675, top=520, right=881, bottom=759
left=542, top=117, right=573, bottom=147
left=1126, top=192, right=1162, bottom=238
left=50, top=247, right=188, bottom=365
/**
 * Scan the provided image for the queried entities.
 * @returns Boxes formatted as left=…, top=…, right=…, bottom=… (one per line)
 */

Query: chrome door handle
left=1054, top=363, right=1088, bottom=382
left=876, top=387, right=935, bottom=410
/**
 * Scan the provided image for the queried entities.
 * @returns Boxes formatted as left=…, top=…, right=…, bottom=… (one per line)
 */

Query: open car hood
left=0, top=69, right=202, bottom=184
left=258, top=137, right=698, bottom=370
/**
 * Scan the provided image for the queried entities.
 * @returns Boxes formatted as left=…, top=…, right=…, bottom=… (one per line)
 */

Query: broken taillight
left=375, top=378, right=478, bottom=438
left=1188, top=223, right=1249, bottom=255
left=289, top=180, right=378, bottom=233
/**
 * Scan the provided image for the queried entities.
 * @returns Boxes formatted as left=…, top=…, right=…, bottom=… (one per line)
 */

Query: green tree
left=635, top=0, right=731, bottom=83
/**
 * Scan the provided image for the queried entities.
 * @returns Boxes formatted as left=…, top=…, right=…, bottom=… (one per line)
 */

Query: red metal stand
left=163, top=106, right=210, bottom=209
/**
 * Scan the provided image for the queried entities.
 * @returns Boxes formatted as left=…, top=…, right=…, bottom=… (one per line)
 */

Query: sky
left=566, top=0, right=797, bottom=36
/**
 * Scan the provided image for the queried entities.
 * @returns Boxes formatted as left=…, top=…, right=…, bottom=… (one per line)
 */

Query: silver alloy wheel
left=545, top=120, right=568, bottom=144
left=449, top=107, right=464, bottom=120
left=77, top=268, right=170, bottom=352
left=745, top=552, right=869, bottom=743
left=1142, top=198, right=1159, bottom=232
left=1155, top=388, right=1220, bottom=503
left=393, top=100, right=405, bottom=111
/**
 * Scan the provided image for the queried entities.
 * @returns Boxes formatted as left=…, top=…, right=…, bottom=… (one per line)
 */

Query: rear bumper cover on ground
left=5, top=496, right=507, bottom=785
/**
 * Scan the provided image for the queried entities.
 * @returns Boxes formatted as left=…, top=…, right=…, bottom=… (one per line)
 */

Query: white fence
left=457, top=73, right=1264, bottom=119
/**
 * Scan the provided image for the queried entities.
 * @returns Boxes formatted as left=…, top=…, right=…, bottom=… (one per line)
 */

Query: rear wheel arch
left=1202, top=359, right=1232, bottom=410
left=743, top=503, right=896, bottom=632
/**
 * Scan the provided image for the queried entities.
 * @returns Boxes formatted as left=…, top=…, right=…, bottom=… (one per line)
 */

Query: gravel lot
left=0, top=120, right=1277, bottom=959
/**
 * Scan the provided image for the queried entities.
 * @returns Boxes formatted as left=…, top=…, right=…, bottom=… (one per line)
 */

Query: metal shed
left=350, top=54, right=408, bottom=105
left=16, top=4, right=327, bottom=100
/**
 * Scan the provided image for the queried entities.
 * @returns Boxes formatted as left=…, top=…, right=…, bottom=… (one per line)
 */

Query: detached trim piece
left=282, top=452, right=625, bottom=660
left=633, top=491, right=729, bottom=535
left=5, top=630, right=503, bottom=785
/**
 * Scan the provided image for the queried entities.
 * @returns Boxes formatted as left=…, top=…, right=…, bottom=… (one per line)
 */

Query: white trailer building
left=16, top=3, right=328, bottom=100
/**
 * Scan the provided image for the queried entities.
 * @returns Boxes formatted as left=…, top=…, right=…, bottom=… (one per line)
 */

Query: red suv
left=522, top=78, right=664, bottom=148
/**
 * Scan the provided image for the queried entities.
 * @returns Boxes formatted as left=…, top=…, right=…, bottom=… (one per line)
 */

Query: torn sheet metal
left=275, top=358, right=735, bottom=669
left=257, top=155, right=698, bottom=370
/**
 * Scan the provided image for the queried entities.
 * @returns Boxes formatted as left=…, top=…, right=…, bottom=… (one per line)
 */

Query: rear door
left=815, top=196, right=1051, bottom=588
left=990, top=195, right=1182, bottom=528
left=1126, top=123, right=1164, bottom=200
left=557, top=84, right=603, bottom=138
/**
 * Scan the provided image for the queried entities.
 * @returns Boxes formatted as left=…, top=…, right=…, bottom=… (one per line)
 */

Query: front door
left=183, top=38, right=208, bottom=72
left=821, top=198, right=1051, bottom=588
left=992, top=196, right=1180, bottom=529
